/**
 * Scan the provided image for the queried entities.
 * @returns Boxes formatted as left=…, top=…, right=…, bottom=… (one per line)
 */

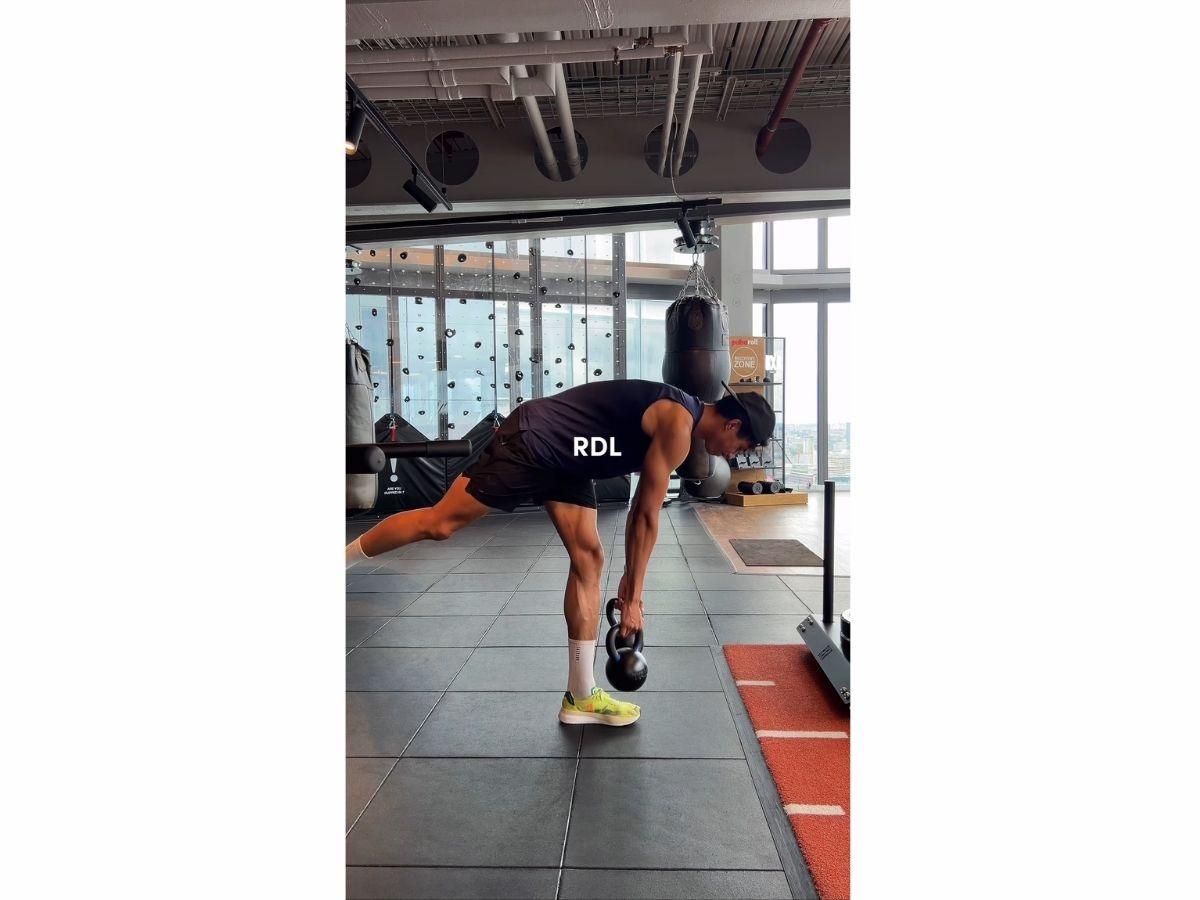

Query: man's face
left=705, top=419, right=756, bottom=460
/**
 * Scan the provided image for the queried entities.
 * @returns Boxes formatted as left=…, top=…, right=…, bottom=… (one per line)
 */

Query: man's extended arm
left=616, top=403, right=692, bottom=637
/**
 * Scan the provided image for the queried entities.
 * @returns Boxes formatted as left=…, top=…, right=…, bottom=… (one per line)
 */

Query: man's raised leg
left=346, top=475, right=491, bottom=568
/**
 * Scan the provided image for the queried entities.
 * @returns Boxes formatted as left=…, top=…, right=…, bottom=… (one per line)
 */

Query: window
left=772, top=302, right=818, bottom=488
left=752, top=222, right=766, bottom=270
left=772, top=218, right=819, bottom=270
left=752, top=302, right=766, bottom=337
left=828, top=302, right=851, bottom=487
left=828, top=216, right=851, bottom=269
left=345, top=294, right=392, bottom=419
left=626, top=228, right=683, bottom=265
left=626, top=296, right=671, bottom=382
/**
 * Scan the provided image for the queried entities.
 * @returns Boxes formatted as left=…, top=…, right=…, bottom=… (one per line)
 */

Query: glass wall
left=347, top=236, right=615, bottom=440
left=345, top=293, right=393, bottom=419
left=827, top=215, right=851, bottom=269
left=828, top=301, right=851, bottom=487
left=626, top=228, right=684, bottom=265
left=772, top=303, right=818, bottom=487
left=772, top=218, right=819, bottom=270
left=752, top=222, right=766, bottom=270
left=626, top=296, right=671, bottom=382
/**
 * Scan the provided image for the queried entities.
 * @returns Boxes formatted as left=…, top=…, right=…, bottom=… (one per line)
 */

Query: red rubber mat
left=724, top=644, right=850, bottom=900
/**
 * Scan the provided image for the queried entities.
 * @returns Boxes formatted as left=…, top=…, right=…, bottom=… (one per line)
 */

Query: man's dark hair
left=714, top=395, right=755, bottom=440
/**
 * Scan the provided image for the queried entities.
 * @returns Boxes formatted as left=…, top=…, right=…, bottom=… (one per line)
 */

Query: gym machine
left=797, top=480, right=851, bottom=705
left=346, top=439, right=473, bottom=474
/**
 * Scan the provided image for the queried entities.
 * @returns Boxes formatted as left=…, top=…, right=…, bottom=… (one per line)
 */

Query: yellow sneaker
left=558, top=687, right=641, bottom=726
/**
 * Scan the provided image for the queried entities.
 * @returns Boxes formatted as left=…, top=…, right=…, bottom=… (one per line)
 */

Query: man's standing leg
left=545, top=501, right=640, bottom=725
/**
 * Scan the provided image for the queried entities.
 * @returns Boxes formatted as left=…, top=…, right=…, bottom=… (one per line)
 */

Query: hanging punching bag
left=346, top=339, right=377, bottom=510
left=662, top=294, right=730, bottom=402
left=663, top=262, right=732, bottom=494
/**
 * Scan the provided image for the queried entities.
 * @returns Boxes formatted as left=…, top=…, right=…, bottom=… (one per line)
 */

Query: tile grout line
left=554, top=724, right=585, bottom=900
left=345, top=578, right=525, bottom=841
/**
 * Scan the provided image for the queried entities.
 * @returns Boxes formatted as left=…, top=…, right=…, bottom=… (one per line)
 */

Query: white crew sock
left=567, top=639, right=597, bottom=701
left=346, top=536, right=371, bottom=570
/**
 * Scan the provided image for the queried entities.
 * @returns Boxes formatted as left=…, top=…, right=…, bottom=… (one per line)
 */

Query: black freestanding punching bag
left=346, top=339, right=377, bottom=510
left=662, top=262, right=732, bottom=497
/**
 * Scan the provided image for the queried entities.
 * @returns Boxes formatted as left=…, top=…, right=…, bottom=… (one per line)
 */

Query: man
left=345, top=379, right=776, bottom=727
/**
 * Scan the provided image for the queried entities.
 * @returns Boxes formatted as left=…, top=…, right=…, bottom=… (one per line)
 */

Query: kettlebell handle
left=605, top=599, right=644, bottom=657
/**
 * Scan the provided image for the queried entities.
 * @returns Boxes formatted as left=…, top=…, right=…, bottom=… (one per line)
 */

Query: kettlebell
left=604, top=598, right=648, bottom=692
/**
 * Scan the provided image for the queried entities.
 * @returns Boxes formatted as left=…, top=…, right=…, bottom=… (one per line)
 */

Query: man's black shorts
left=464, top=412, right=597, bottom=512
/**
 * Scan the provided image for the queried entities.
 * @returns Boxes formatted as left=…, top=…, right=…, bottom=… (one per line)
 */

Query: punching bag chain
left=678, top=259, right=719, bottom=303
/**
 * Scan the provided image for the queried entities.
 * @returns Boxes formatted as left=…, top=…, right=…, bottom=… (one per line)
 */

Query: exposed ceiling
left=350, top=20, right=849, bottom=128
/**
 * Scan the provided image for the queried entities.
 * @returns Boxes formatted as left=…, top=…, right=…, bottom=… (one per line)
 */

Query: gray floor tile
left=449, top=557, right=537, bottom=574
left=400, top=592, right=512, bottom=617
left=392, top=546, right=473, bottom=560
left=681, top=543, right=725, bottom=558
left=480, top=615, right=574, bottom=647
left=436, top=534, right=492, bottom=548
left=580, top=692, right=742, bottom=758
left=346, top=757, right=396, bottom=829
left=367, top=558, right=462, bottom=575
left=638, top=591, right=706, bottom=614
left=530, top=557, right=572, bottom=572
left=640, top=615, right=718, bottom=646
left=347, top=617, right=391, bottom=648
left=347, top=867, right=559, bottom=900
left=780, top=574, right=828, bottom=592
left=347, top=692, right=441, bottom=757
left=450, top=647, right=567, bottom=691
left=790, top=592, right=851, bottom=617
left=364, top=616, right=495, bottom=647
left=559, top=869, right=791, bottom=899
left=346, top=593, right=422, bottom=617
left=346, top=648, right=474, bottom=691
left=486, top=533, right=555, bottom=546
left=592, top=646, right=722, bottom=692
left=644, top=544, right=684, bottom=558
left=636, top=572, right=699, bottom=591
left=645, top=558, right=693, bottom=573
left=405, top=692, right=579, bottom=757
left=469, top=546, right=544, bottom=559
left=709, top=615, right=808, bottom=645
left=539, top=545, right=571, bottom=557
left=565, top=759, right=780, bottom=869
left=686, top=557, right=736, bottom=572
left=346, top=758, right=576, bottom=866
left=694, top=573, right=785, bottom=591
left=347, top=574, right=439, bottom=593
left=701, top=590, right=814, bottom=615
left=519, top=572, right=578, bottom=591
left=501, top=590, right=568, bottom=615
left=424, top=573, right=523, bottom=592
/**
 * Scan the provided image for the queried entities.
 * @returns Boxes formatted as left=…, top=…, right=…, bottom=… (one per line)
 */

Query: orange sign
left=730, top=336, right=765, bottom=381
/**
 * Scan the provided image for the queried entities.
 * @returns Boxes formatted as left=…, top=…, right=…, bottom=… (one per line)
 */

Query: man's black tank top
left=516, top=380, right=703, bottom=479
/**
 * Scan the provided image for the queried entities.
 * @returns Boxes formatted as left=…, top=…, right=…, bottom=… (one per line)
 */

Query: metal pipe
left=540, top=31, right=581, bottom=178
left=823, top=479, right=835, bottom=626
left=495, top=33, right=562, bottom=182
left=345, top=30, right=687, bottom=66
left=353, top=68, right=511, bottom=88
left=362, top=75, right=554, bottom=103
left=656, top=45, right=682, bottom=177
left=672, top=55, right=703, bottom=176
left=348, top=40, right=713, bottom=75
left=756, top=18, right=832, bottom=158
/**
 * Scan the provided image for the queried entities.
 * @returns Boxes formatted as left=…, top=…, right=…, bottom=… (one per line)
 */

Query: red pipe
left=756, top=18, right=833, bottom=158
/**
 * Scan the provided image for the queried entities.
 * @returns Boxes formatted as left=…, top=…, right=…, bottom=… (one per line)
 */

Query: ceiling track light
left=403, top=168, right=440, bottom=213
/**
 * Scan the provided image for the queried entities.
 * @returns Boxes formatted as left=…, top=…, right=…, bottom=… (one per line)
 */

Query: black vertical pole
left=823, top=479, right=835, bottom=626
